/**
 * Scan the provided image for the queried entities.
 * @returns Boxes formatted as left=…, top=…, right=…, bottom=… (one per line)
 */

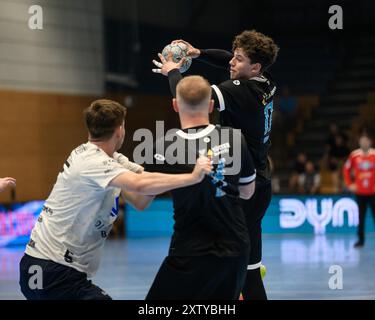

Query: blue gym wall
left=126, top=195, right=374, bottom=238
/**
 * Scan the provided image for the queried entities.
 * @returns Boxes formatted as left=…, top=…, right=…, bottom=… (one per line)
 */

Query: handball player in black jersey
left=144, top=75, right=256, bottom=300
left=152, top=30, right=279, bottom=300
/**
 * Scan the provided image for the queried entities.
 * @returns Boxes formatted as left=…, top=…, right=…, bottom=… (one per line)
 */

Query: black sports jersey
left=168, top=48, right=276, bottom=182
left=144, top=124, right=255, bottom=257
left=212, top=75, right=276, bottom=181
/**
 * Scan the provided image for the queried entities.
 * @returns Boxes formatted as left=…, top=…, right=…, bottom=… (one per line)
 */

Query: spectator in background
left=343, top=134, right=375, bottom=248
left=0, top=177, right=16, bottom=193
left=289, top=152, right=307, bottom=193
left=326, top=123, right=348, bottom=154
left=279, top=86, right=297, bottom=122
left=298, top=161, right=321, bottom=195
left=280, top=86, right=297, bottom=147
left=328, top=134, right=350, bottom=193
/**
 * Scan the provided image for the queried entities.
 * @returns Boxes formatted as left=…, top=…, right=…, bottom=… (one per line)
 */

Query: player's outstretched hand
left=171, top=40, right=201, bottom=58
left=0, top=177, right=16, bottom=193
left=152, top=52, right=186, bottom=76
left=191, top=156, right=212, bottom=183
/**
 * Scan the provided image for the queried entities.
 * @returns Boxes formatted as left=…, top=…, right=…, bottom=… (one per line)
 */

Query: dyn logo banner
left=279, top=198, right=358, bottom=234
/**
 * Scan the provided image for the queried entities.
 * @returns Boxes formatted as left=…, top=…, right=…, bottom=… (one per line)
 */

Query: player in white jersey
left=0, top=177, right=16, bottom=193
left=19, top=99, right=211, bottom=300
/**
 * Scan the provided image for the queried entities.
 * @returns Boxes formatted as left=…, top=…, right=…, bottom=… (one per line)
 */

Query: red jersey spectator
left=343, top=134, right=375, bottom=248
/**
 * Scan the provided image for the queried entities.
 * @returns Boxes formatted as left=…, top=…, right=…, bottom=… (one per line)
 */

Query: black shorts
left=19, top=254, right=111, bottom=300
left=241, top=181, right=272, bottom=267
left=146, top=254, right=248, bottom=300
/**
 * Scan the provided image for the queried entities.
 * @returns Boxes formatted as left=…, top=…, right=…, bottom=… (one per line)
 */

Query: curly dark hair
left=232, top=30, right=279, bottom=72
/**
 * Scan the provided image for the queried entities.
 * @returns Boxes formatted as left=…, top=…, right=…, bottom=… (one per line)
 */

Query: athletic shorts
left=19, top=253, right=111, bottom=300
left=146, top=254, right=248, bottom=300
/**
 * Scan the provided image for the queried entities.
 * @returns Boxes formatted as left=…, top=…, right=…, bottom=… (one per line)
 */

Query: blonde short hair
left=176, top=75, right=212, bottom=109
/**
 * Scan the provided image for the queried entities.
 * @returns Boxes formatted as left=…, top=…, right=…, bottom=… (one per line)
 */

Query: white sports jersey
left=25, top=142, right=128, bottom=277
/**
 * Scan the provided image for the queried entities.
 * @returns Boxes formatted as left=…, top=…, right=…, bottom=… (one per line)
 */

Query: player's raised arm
left=121, top=190, right=155, bottom=211
left=109, top=156, right=211, bottom=196
left=113, top=153, right=154, bottom=210
left=171, top=40, right=232, bottom=70
left=152, top=52, right=185, bottom=97
left=197, top=49, right=233, bottom=70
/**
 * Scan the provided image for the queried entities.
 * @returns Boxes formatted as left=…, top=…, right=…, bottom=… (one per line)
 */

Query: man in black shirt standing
left=144, top=75, right=256, bottom=300
left=152, top=30, right=279, bottom=300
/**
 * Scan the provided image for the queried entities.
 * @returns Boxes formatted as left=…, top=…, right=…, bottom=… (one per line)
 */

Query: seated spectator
left=298, top=161, right=321, bottom=195
left=325, top=123, right=348, bottom=155
left=289, top=152, right=307, bottom=193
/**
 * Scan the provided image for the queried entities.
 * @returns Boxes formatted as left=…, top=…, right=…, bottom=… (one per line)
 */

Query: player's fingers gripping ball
left=162, top=43, right=192, bottom=73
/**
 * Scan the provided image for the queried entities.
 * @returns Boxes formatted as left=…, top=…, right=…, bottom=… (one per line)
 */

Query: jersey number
left=64, top=250, right=73, bottom=263
left=263, top=102, right=273, bottom=142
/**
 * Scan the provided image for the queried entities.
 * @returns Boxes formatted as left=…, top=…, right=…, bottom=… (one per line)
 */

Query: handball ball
left=162, top=43, right=192, bottom=73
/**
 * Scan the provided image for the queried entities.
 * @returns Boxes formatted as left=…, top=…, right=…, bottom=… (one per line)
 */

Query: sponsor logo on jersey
left=262, top=86, right=276, bottom=104
left=154, top=154, right=166, bottom=161
left=209, top=158, right=227, bottom=198
left=42, top=205, right=53, bottom=215
left=110, top=196, right=120, bottom=218
left=74, top=144, right=87, bottom=155
left=211, top=143, right=230, bottom=157
left=358, top=160, right=374, bottom=170
left=95, top=220, right=104, bottom=229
